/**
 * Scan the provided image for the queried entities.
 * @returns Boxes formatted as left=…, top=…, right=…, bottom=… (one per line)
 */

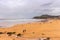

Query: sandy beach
left=0, top=19, right=60, bottom=40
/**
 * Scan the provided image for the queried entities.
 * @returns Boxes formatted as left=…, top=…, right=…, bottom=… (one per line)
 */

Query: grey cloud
left=0, top=0, right=60, bottom=19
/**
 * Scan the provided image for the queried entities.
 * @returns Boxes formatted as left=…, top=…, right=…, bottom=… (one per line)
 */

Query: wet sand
left=0, top=19, right=60, bottom=40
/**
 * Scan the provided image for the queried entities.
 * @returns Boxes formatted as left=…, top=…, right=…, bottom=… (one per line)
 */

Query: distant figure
left=40, top=37, right=50, bottom=40
left=7, top=32, right=16, bottom=36
left=47, top=37, right=50, bottom=40
left=23, top=29, right=26, bottom=33
left=0, top=32, right=4, bottom=34
left=17, top=33, right=22, bottom=37
left=41, top=37, right=47, bottom=40
left=42, top=33, right=45, bottom=35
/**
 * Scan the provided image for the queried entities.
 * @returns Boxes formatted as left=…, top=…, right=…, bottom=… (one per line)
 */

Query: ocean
left=0, top=19, right=44, bottom=28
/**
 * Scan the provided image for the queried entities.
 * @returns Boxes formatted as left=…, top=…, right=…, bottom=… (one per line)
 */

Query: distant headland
left=33, top=14, right=60, bottom=19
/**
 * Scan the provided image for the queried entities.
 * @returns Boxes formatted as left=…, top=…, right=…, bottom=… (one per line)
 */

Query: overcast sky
left=0, top=0, right=60, bottom=19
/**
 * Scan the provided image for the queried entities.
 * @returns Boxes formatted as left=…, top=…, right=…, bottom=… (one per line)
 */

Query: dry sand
left=0, top=19, right=60, bottom=40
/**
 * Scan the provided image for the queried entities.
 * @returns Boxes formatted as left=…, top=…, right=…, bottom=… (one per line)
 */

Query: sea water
left=0, top=19, right=44, bottom=28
